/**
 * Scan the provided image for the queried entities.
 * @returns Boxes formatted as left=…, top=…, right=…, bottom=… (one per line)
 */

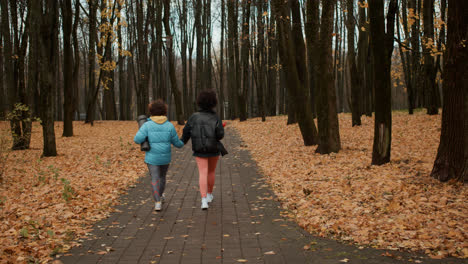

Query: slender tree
left=163, top=0, right=184, bottom=125
left=85, top=0, right=98, bottom=124
left=255, top=0, right=266, bottom=122
left=422, top=0, right=438, bottom=115
left=61, top=0, right=74, bottom=136
left=273, top=0, right=318, bottom=146
left=239, top=0, right=251, bottom=121
left=219, top=0, right=226, bottom=119
left=368, top=0, right=397, bottom=165
left=431, top=0, right=468, bottom=182
left=0, top=24, right=3, bottom=119
left=346, top=0, right=361, bottom=126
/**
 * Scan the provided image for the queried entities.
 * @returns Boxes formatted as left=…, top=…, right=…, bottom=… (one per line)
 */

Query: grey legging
left=147, top=164, right=169, bottom=202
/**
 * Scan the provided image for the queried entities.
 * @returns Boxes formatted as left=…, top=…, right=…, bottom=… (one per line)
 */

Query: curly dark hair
left=148, top=99, right=167, bottom=116
left=197, top=90, right=218, bottom=110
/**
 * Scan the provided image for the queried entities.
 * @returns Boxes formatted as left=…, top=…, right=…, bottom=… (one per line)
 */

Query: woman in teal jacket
left=134, top=100, right=184, bottom=211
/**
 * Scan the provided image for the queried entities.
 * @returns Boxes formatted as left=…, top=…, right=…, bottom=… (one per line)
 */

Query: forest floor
left=231, top=112, right=467, bottom=260
left=0, top=121, right=179, bottom=263
left=0, top=112, right=466, bottom=263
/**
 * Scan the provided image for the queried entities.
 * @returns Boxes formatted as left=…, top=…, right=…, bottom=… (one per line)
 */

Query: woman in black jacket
left=181, top=90, right=224, bottom=209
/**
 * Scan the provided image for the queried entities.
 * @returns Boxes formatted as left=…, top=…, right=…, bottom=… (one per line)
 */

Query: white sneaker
left=206, top=193, right=213, bottom=203
left=201, top=198, right=209, bottom=210
left=155, top=202, right=162, bottom=211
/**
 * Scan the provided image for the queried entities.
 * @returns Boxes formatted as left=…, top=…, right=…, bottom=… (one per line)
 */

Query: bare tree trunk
left=369, top=0, right=397, bottom=165
left=357, top=0, right=370, bottom=116
left=39, top=0, right=59, bottom=157
left=72, top=0, right=80, bottom=122
left=255, top=0, right=266, bottom=122
left=346, top=0, right=361, bottom=126
left=422, top=0, right=438, bottom=115
left=409, top=0, right=422, bottom=110
left=227, top=0, right=238, bottom=119
left=239, top=0, right=251, bottom=121
left=117, top=1, right=126, bottom=120
left=0, top=28, right=3, bottom=119
left=219, top=0, right=226, bottom=119
left=267, top=6, right=278, bottom=116
left=431, top=0, right=468, bottom=182
left=62, top=0, right=74, bottom=136
left=135, top=0, right=150, bottom=115
left=163, top=0, right=184, bottom=125
left=85, top=0, right=97, bottom=124
left=273, top=0, right=318, bottom=146
left=305, top=0, right=319, bottom=118
left=204, top=0, right=212, bottom=91
left=195, top=0, right=204, bottom=97
left=316, top=0, right=341, bottom=154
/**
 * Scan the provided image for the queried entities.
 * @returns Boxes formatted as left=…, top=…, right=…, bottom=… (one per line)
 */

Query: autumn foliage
left=231, top=113, right=467, bottom=259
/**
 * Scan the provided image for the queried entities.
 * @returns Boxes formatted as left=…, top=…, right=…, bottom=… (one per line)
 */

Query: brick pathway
left=58, top=130, right=465, bottom=264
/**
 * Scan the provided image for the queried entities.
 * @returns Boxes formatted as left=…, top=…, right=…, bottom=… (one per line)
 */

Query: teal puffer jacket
left=134, top=118, right=184, bottom=165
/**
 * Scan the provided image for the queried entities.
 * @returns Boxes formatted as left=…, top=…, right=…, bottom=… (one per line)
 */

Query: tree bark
left=135, top=0, right=150, bottom=116
left=267, top=6, right=278, bottom=116
left=369, top=0, right=397, bottom=165
left=409, top=0, right=422, bottom=110
left=256, top=0, right=266, bottom=122
left=346, top=0, right=361, bottom=126
left=163, top=0, right=184, bottom=125
left=305, top=0, right=320, bottom=118
left=72, top=0, right=80, bottom=122
left=62, top=0, right=74, bottom=136
left=422, top=0, right=438, bottom=115
left=0, top=27, right=3, bottom=120
left=273, top=0, right=318, bottom=146
left=316, top=0, right=341, bottom=154
left=357, top=0, right=370, bottom=117
left=85, top=0, right=97, bottom=124
left=195, top=0, right=204, bottom=97
left=38, top=0, right=59, bottom=157
left=219, top=0, right=226, bottom=119
left=431, top=0, right=468, bottom=182
left=117, top=1, right=126, bottom=120
left=227, top=0, right=238, bottom=119
left=239, top=0, right=251, bottom=122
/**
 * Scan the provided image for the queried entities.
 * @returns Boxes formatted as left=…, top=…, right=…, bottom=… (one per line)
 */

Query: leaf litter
left=230, top=112, right=467, bottom=259
left=0, top=121, right=183, bottom=263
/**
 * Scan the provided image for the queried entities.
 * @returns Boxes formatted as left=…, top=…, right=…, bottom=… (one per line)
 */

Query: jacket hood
left=150, top=116, right=167, bottom=124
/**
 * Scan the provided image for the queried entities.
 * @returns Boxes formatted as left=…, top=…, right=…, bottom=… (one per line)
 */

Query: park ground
left=0, top=112, right=466, bottom=263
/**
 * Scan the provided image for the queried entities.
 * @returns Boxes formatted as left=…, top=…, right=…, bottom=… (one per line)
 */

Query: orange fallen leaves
left=231, top=112, right=467, bottom=259
left=0, top=121, right=183, bottom=263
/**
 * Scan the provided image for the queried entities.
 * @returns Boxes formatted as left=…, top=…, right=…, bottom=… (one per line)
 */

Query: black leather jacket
left=181, top=109, right=224, bottom=157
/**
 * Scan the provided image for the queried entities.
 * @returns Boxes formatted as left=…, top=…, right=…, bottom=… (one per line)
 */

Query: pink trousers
left=195, top=156, right=219, bottom=198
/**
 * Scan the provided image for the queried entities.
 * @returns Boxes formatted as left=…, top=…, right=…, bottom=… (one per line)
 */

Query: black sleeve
left=181, top=116, right=192, bottom=144
left=215, top=116, right=224, bottom=141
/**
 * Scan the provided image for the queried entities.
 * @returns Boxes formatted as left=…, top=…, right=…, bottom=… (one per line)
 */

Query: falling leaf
left=237, top=259, right=248, bottom=263
left=339, top=258, right=349, bottom=263
left=164, top=237, right=174, bottom=240
left=264, top=251, right=276, bottom=255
